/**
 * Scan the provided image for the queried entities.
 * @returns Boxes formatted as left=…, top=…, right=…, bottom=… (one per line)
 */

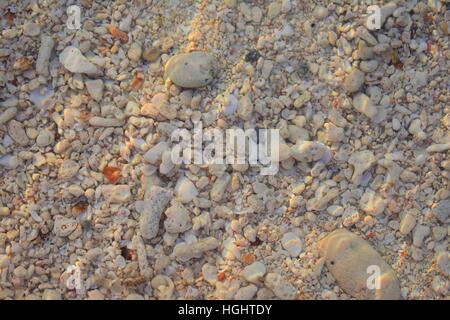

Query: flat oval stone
left=319, top=229, right=401, bottom=300
left=164, top=52, right=214, bottom=88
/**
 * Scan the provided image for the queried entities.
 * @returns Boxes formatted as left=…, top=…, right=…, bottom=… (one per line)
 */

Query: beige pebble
left=139, top=186, right=173, bottom=239
left=172, top=237, right=220, bottom=261
left=58, top=159, right=80, bottom=180
left=344, top=68, right=365, bottom=93
left=101, top=185, right=131, bottom=203
left=399, top=213, right=416, bottom=235
left=85, top=79, right=104, bottom=101
left=0, top=107, right=17, bottom=125
left=319, top=229, right=401, bottom=300
left=164, top=52, right=214, bottom=88
left=36, top=130, right=55, bottom=147
left=89, top=116, right=124, bottom=127
left=8, top=120, right=29, bottom=146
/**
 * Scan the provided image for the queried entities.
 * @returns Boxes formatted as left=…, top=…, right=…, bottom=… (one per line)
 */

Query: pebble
left=53, top=215, right=78, bottom=237
left=267, top=2, right=281, bottom=20
left=58, top=159, right=80, bottom=180
left=139, top=186, right=173, bottom=239
left=319, top=229, right=401, bottom=299
left=36, top=130, right=55, bottom=147
left=8, top=120, right=29, bottom=146
left=143, top=47, right=161, bottom=62
left=128, top=43, right=142, bottom=62
left=313, top=6, right=328, bottom=20
left=119, top=15, right=132, bottom=32
left=431, top=200, right=450, bottom=223
left=86, top=248, right=103, bottom=261
left=0, top=155, right=19, bottom=169
left=344, top=68, right=365, bottom=93
left=237, top=94, right=253, bottom=121
left=242, top=261, right=266, bottom=283
left=23, top=22, right=40, bottom=37
left=432, top=226, right=447, bottom=242
left=235, top=284, right=258, bottom=300
left=360, top=189, right=386, bottom=216
left=101, top=185, right=131, bottom=203
left=172, top=237, right=220, bottom=261
left=436, top=252, right=450, bottom=276
left=399, top=213, right=416, bottom=235
left=88, top=116, right=124, bottom=127
left=59, top=46, right=99, bottom=75
left=327, top=205, right=344, bottom=217
left=0, top=254, right=10, bottom=269
left=412, top=71, right=428, bottom=88
left=36, top=36, right=54, bottom=76
left=0, top=107, right=17, bottom=125
left=348, top=150, right=375, bottom=185
left=202, top=263, right=218, bottom=285
left=175, top=176, right=198, bottom=203
left=164, top=52, right=214, bottom=88
left=143, top=141, right=170, bottom=165
left=324, top=123, right=344, bottom=143
left=352, top=93, right=379, bottom=121
left=210, top=173, right=231, bottom=202
left=0, top=207, right=10, bottom=216
left=290, top=140, right=331, bottom=163
left=360, top=60, right=379, bottom=73
left=412, top=225, right=430, bottom=247
left=85, top=79, right=104, bottom=101
left=264, top=273, right=297, bottom=300
left=281, top=232, right=303, bottom=257
left=164, top=202, right=192, bottom=233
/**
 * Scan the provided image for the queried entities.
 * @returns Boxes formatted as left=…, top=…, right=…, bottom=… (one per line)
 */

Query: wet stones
left=164, top=52, right=214, bottom=88
left=319, top=229, right=401, bottom=300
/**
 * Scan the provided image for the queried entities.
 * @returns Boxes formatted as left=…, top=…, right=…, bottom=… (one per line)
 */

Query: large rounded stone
left=319, top=229, right=401, bottom=300
left=164, top=52, right=214, bottom=88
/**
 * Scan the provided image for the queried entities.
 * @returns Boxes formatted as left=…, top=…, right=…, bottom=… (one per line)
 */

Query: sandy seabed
left=0, top=0, right=449, bottom=300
